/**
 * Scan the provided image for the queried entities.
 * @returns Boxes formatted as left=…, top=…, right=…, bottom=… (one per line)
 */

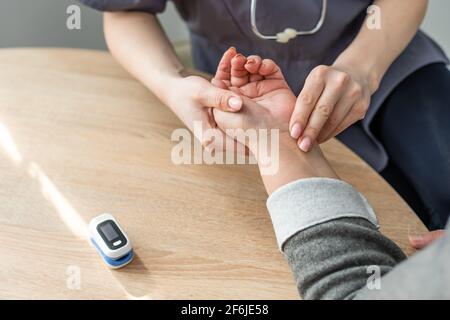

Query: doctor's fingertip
left=228, top=96, right=242, bottom=110
left=290, top=123, right=302, bottom=139
left=299, top=136, right=311, bottom=152
left=408, top=235, right=423, bottom=244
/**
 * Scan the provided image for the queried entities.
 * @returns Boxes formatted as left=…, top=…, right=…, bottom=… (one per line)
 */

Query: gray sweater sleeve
left=268, top=178, right=450, bottom=299
left=266, top=178, right=408, bottom=299
left=284, top=218, right=406, bottom=299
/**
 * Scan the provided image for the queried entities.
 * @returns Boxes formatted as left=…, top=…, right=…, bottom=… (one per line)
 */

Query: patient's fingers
left=211, top=78, right=228, bottom=90
left=409, top=230, right=446, bottom=250
left=249, top=74, right=264, bottom=83
left=245, top=55, right=262, bottom=74
left=231, top=54, right=249, bottom=87
left=245, top=56, right=264, bottom=83
left=214, top=47, right=236, bottom=83
left=259, top=59, right=285, bottom=80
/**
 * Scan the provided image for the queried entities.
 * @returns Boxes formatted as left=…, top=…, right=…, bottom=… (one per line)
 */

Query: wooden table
left=0, top=48, right=427, bottom=300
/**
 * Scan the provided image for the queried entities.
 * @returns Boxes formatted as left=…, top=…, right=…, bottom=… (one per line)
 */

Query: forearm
left=103, top=11, right=183, bottom=104
left=286, top=212, right=450, bottom=299
left=334, top=0, right=428, bottom=93
left=266, top=177, right=407, bottom=299
left=257, top=133, right=407, bottom=299
left=284, top=217, right=406, bottom=299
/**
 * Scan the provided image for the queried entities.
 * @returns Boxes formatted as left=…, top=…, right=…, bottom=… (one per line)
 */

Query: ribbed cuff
left=266, top=178, right=379, bottom=251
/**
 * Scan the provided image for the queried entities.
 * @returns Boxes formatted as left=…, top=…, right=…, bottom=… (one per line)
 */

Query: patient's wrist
left=257, top=134, right=339, bottom=194
left=247, top=129, right=292, bottom=159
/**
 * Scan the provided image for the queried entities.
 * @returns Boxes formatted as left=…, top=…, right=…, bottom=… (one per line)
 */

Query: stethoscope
left=250, top=0, right=328, bottom=43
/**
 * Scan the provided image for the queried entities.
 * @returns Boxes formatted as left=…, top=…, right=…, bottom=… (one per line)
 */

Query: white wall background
left=0, top=0, right=449, bottom=55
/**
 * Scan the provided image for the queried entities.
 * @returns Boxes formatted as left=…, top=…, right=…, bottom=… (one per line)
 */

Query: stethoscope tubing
left=250, top=0, right=328, bottom=41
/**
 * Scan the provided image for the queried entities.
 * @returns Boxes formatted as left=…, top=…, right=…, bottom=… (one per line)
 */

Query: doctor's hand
left=165, top=74, right=244, bottom=151
left=289, top=64, right=374, bottom=152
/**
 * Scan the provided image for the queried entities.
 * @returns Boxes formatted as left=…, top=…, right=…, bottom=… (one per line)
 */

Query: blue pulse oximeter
left=89, top=213, right=134, bottom=269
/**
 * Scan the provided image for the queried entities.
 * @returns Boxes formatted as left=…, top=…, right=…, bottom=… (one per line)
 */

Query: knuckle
left=354, top=102, right=368, bottom=119
left=317, top=104, right=333, bottom=117
left=327, top=116, right=339, bottom=129
left=313, top=65, right=328, bottom=79
left=299, top=92, right=314, bottom=106
left=306, top=126, right=320, bottom=138
left=218, top=62, right=230, bottom=73
left=334, top=73, right=350, bottom=88
left=349, top=84, right=363, bottom=99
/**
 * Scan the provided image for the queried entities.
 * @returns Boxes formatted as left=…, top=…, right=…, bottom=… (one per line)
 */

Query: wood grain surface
left=0, top=49, right=427, bottom=299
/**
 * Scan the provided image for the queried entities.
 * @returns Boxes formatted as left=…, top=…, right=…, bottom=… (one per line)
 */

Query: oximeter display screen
left=101, top=223, right=118, bottom=241
left=97, top=220, right=127, bottom=250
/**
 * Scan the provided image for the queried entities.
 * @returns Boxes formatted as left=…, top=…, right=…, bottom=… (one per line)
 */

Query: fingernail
left=290, top=123, right=302, bottom=139
left=299, top=136, right=311, bottom=152
left=228, top=97, right=242, bottom=110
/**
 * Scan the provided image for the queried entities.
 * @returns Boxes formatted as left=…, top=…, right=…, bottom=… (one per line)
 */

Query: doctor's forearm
left=103, top=12, right=184, bottom=104
left=334, top=0, right=428, bottom=93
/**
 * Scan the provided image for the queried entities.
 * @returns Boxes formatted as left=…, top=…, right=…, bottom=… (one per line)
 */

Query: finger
left=230, top=54, right=249, bottom=87
left=325, top=99, right=368, bottom=140
left=209, top=110, right=251, bottom=156
left=249, top=73, right=264, bottom=82
left=228, top=86, right=242, bottom=95
left=244, top=55, right=262, bottom=74
left=214, top=47, right=236, bottom=81
left=213, top=97, right=271, bottom=151
left=213, top=96, right=268, bottom=131
left=299, top=83, right=345, bottom=152
left=212, top=106, right=245, bottom=132
left=409, top=230, right=446, bottom=250
left=258, top=58, right=285, bottom=80
left=202, top=107, right=242, bottom=155
left=289, top=68, right=326, bottom=141
left=316, top=84, right=360, bottom=143
left=196, top=83, right=243, bottom=111
left=190, top=111, right=220, bottom=151
left=206, top=107, right=217, bottom=128
left=211, top=77, right=229, bottom=90
left=212, top=107, right=249, bottom=155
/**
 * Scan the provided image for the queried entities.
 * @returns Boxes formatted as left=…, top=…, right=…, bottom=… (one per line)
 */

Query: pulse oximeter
left=89, top=213, right=134, bottom=269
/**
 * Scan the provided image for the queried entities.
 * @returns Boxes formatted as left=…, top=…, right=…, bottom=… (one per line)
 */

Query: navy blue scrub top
left=80, top=0, right=449, bottom=171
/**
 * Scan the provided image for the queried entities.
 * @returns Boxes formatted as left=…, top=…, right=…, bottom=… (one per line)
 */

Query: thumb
left=409, top=230, right=446, bottom=250
left=196, top=84, right=243, bottom=112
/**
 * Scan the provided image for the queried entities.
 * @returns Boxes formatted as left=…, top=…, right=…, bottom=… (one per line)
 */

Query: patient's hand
left=211, top=47, right=296, bottom=132
left=212, top=48, right=338, bottom=186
